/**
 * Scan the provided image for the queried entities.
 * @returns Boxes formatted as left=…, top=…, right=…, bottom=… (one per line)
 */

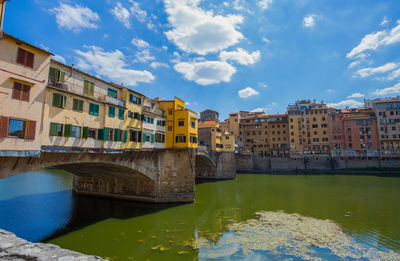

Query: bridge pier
left=0, top=149, right=196, bottom=203
left=195, top=151, right=236, bottom=180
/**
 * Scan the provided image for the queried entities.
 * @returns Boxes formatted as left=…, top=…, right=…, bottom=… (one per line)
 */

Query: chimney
left=0, top=0, right=6, bottom=33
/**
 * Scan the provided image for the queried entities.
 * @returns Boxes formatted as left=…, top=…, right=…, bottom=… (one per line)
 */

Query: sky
left=3, top=0, right=400, bottom=119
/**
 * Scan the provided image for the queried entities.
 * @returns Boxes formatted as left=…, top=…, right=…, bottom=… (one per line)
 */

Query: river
left=0, top=169, right=399, bottom=260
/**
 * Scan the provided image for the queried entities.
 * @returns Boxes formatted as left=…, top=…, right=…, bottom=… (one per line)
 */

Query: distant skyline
left=3, top=0, right=400, bottom=119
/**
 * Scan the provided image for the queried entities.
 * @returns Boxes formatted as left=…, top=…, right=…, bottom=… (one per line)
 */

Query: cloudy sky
left=4, top=0, right=400, bottom=119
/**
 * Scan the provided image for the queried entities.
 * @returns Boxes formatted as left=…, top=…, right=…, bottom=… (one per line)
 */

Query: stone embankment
left=0, top=229, right=104, bottom=261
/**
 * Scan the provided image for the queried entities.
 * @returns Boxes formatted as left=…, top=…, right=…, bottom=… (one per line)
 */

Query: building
left=0, top=32, right=52, bottom=157
left=121, top=88, right=144, bottom=150
left=156, top=97, right=198, bottom=148
left=239, top=113, right=289, bottom=156
left=200, top=109, right=219, bottom=122
left=198, top=121, right=223, bottom=151
left=329, top=108, right=379, bottom=157
left=42, top=60, right=127, bottom=152
left=366, top=97, right=400, bottom=156
left=141, top=97, right=166, bottom=149
left=287, top=100, right=331, bottom=156
left=221, top=131, right=236, bottom=152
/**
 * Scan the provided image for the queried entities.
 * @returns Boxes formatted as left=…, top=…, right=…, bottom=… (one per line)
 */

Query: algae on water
left=192, top=211, right=400, bottom=260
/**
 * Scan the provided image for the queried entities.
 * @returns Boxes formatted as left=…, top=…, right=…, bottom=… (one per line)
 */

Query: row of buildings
left=0, top=29, right=198, bottom=157
left=221, top=99, right=400, bottom=158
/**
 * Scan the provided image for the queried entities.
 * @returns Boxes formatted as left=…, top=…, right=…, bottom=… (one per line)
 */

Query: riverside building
left=141, top=97, right=166, bottom=149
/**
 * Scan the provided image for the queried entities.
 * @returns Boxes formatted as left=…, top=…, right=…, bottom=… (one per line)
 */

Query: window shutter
left=59, top=70, right=65, bottom=82
left=97, top=129, right=104, bottom=140
left=176, top=136, right=179, bottom=143
left=52, top=93, right=61, bottom=107
left=138, top=97, right=142, bottom=105
left=138, top=131, right=142, bottom=142
left=89, top=82, right=94, bottom=98
left=162, top=134, right=165, bottom=143
left=114, top=129, right=119, bottom=141
left=83, top=81, right=89, bottom=96
left=49, top=67, right=57, bottom=82
left=62, top=95, right=67, bottom=108
left=16, top=48, right=26, bottom=65
left=12, top=82, right=22, bottom=100
left=82, top=127, right=89, bottom=139
left=103, top=127, right=108, bottom=141
left=79, top=100, right=84, bottom=112
left=64, top=124, right=72, bottom=137
left=25, top=120, right=36, bottom=140
left=26, top=52, right=34, bottom=68
left=0, top=116, right=10, bottom=138
left=123, top=130, right=128, bottom=143
left=49, top=122, right=58, bottom=136
left=151, top=134, right=155, bottom=143
left=21, top=85, right=30, bottom=102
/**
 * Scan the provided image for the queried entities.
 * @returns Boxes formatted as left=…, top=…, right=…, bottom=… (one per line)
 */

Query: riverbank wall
left=0, top=229, right=104, bottom=260
left=236, top=154, right=400, bottom=174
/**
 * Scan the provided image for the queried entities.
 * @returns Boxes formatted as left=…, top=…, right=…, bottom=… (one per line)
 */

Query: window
left=190, top=136, right=198, bottom=144
left=118, top=109, right=125, bottom=120
left=88, top=128, right=96, bottom=139
left=130, top=130, right=138, bottom=142
left=129, top=94, right=142, bottom=105
left=168, top=126, right=172, bottom=131
left=73, top=99, right=84, bottom=112
left=16, top=47, right=34, bottom=68
left=8, top=119, right=25, bottom=138
left=49, top=122, right=63, bottom=137
left=114, top=129, right=122, bottom=142
left=178, top=120, right=184, bottom=126
left=71, top=126, right=81, bottom=138
left=146, top=116, right=154, bottom=124
left=107, top=88, right=117, bottom=98
left=191, top=121, right=196, bottom=128
left=169, top=109, right=173, bottom=115
left=155, top=133, right=165, bottom=143
left=83, top=80, right=94, bottom=98
left=89, top=103, right=99, bottom=116
left=128, top=111, right=134, bottom=119
left=52, top=93, right=66, bottom=108
left=48, top=67, right=65, bottom=82
left=175, top=135, right=186, bottom=143
left=109, top=106, right=115, bottom=118
left=12, top=82, right=31, bottom=102
left=107, top=128, right=114, bottom=141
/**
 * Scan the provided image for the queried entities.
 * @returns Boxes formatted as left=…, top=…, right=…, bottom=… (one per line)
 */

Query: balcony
left=47, top=79, right=125, bottom=107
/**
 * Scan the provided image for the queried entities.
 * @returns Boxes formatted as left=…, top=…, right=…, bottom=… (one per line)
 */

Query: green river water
left=45, top=174, right=400, bottom=261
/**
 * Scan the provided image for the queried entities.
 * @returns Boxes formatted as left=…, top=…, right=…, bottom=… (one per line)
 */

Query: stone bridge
left=0, top=149, right=195, bottom=203
left=195, top=146, right=236, bottom=179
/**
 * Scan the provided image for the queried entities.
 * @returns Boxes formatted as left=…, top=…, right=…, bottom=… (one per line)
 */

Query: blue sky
left=3, top=0, right=400, bottom=119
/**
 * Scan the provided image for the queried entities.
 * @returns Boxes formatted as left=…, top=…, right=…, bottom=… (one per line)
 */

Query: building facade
left=198, top=121, right=222, bottom=151
left=0, top=33, right=52, bottom=156
left=122, top=88, right=144, bottom=150
left=287, top=100, right=330, bottom=156
left=200, top=109, right=219, bottom=122
left=142, top=97, right=166, bottom=149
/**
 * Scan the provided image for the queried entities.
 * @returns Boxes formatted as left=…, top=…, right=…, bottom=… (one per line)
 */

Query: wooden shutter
left=21, top=84, right=30, bottom=102
left=64, top=124, right=72, bottom=137
left=97, top=129, right=104, bottom=140
left=0, top=116, right=10, bottom=138
left=12, top=82, right=22, bottom=100
left=49, top=122, right=58, bottom=136
left=59, top=70, right=65, bottom=82
left=89, top=82, right=94, bottom=98
left=123, top=130, right=128, bottom=143
left=25, top=120, right=36, bottom=140
left=79, top=100, right=83, bottom=112
left=16, top=48, right=25, bottom=65
left=103, top=127, right=108, bottom=141
left=83, top=81, right=89, bottom=96
left=162, top=134, right=165, bottom=143
left=26, top=52, right=34, bottom=68
left=49, top=67, right=57, bottom=82
left=138, top=131, right=142, bottom=142
left=151, top=134, right=155, bottom=143
left=52, top=93, right=61, bottom=107
left=138, top=97, right=142, bottom=105
left=82, top=127, right=89, bottom=139
left=114, top=129, right=119, bottom=141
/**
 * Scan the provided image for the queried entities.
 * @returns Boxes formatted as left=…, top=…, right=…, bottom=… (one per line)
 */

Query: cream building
left=142, top=97, right=166, bottom=149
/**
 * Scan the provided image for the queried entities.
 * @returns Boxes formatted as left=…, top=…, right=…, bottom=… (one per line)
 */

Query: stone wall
left=195, top=151, right=236, bottom=179
left=236, top=153, right=253, bottom=172
left=0, top=229, right=104, bottom=260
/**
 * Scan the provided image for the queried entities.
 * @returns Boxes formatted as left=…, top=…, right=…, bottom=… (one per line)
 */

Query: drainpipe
left=0, top=0, right=7, bottom=33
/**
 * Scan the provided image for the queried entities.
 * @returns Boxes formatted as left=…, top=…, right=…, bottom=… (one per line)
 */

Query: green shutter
left=118, top=109, right=124, bottom=120
left=49, top=67, right=57, bottom=82
left=109, top=106, right=115, bottom=118
left=89, top=82, right=94, bottom=98
left=114, top=129, right=119, bottom=141
left=79, top=100, right=83, bottom=112
left=84, top=81, right=89, bottom=96
left=52, top=93, right=61, bottom=107
left=151, top=134, right=155, bottom=143
left=162, top=134, right=165, bottom=143
left=82, top=127, right=89, bottom=139
left=123, top=130, right=128, bottom=143
left=64, top=124, right=72, bottom=137
left=59, top=70, right=65, bottom=82
left=49, top=122, right=58, bottom=136
left=97, top=129, right=104, bottom=140
left=103, top=127, right=108, bottom=141
left=62, top=95, right=66, bottom=108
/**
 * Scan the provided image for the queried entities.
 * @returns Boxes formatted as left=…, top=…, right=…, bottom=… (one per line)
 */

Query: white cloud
left=174, top=61, right=236, bottom=85
left=185, top=101, right=190, bottom=106
left=354, top=62, right=399, bottom=78
left=150, top=62, right=170, bottom=69
left=50, top=3, right=100, bottom=32
left=347, top=92, right=364, bottom=99
left=262, top=37, right=270, bottom=43
left=164, top=0, right=244, bottom=55
left=129, top=0, right=147, bottom=22
left=380, top=16, right=389, bottom=27
left=258, top=82, right=268, bottom=88
left=372, top=82, right=400, bottom=96
left=258, top=0, right=273, bottom=10
left=326, top=89, right=335, bottom=94
left=131, top=38, right=150, bottom=49
left=303, top=14, right=317, bottom=28
left=75, top=46, right=154, bottom=87
left=135, top=49, right=155, bottom=63
left=52, top=54, right=66, bottom=64
left=347, top=21, right=400, bottom=59
left=111, top=2, right=131, bottom=28
left=327, top=99, right=363, bottom=108
left=219, top=48, right=261, bottom=65
left=251, top=108, right=265, bottom=113
left=238, top=87, right=259, bottom=99
left=381, top=68, right=400, bottom=81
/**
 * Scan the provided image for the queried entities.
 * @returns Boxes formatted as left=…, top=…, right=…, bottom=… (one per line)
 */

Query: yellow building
left=42, top=60, right=127, bottom=152
left=198, top=121, right=222, bottom=151
left=121, top=87, right=144, bottom=150
left=156, top=97, right=198, bottom=148
left=0, top=32, right=52, bottom=156
left=221, top=131, right=235, bottom=152
left=287, top=100, right=331, bottom=156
